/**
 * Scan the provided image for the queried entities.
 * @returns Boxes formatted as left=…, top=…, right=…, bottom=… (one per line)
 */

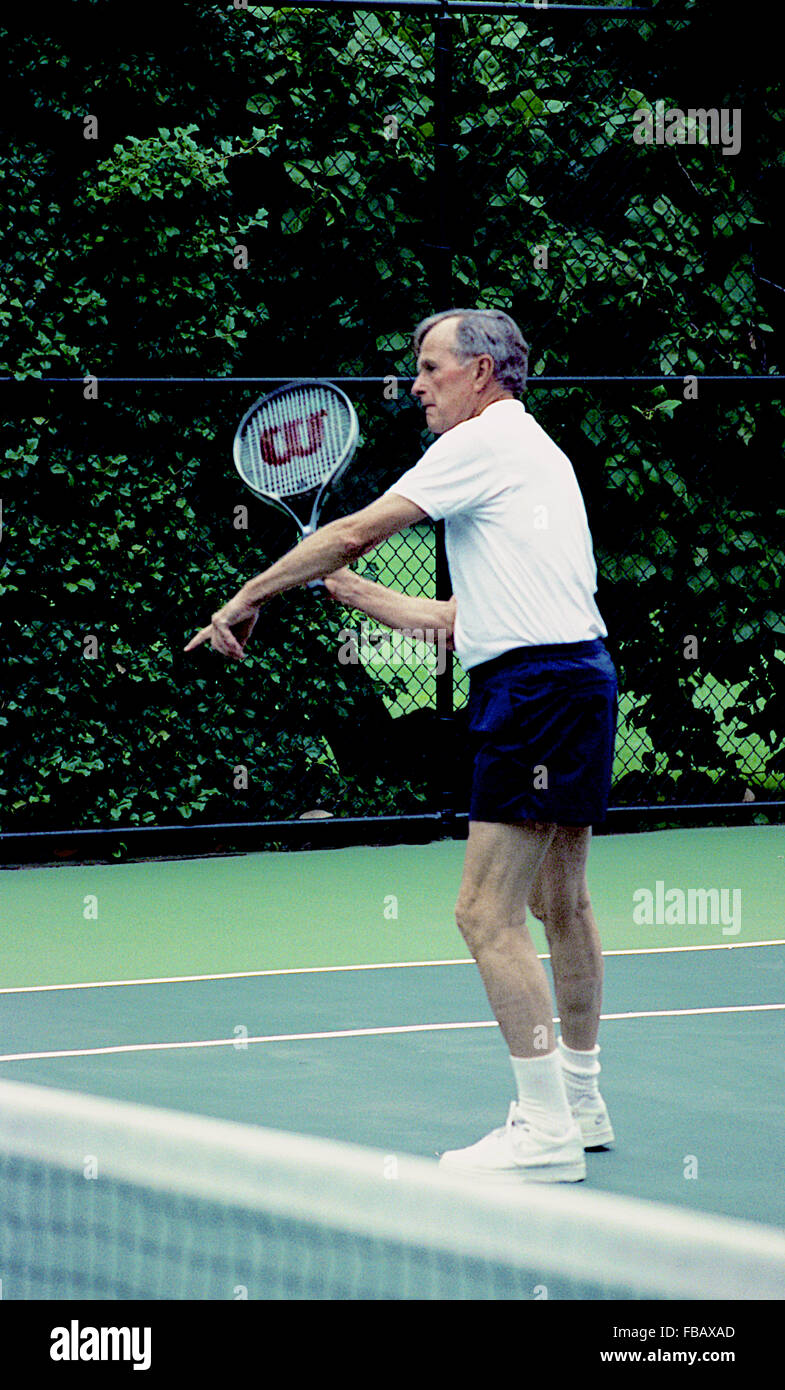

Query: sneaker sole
left=438, top=1157, right=586, bottom=1183
left=580, top=1123, right=615, bottom=1150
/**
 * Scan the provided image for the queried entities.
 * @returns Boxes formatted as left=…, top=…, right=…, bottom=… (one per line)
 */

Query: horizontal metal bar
left=244, top=2, right=651, bottom=14
left=0, top=376, right=403, bottom=387
left=0, top=815, right=443, bottom=844
left=1, top=375, right=783, bottom=388
left=2, top=802, right=782, bottom=865
left=0, top=815, right=447, bottom=866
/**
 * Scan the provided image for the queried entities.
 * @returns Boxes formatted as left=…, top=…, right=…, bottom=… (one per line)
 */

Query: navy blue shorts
left=467, top=639, right=618, bottom=827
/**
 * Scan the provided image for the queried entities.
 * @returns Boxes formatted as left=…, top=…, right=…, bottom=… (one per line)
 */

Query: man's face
left=411, top=318, right=481, bottom=435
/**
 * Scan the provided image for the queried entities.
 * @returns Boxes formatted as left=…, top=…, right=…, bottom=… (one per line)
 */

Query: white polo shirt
left=387, top=398, right=607, bottom=670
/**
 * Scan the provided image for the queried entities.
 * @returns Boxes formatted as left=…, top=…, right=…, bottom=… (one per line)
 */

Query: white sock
left=509, top=1050, right=574, bottom=1136
left=558, top=1038, right=601, bottom=1103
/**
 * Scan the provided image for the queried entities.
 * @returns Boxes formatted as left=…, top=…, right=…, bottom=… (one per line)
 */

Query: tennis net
left=1, top=1078, right=784, bottom=1301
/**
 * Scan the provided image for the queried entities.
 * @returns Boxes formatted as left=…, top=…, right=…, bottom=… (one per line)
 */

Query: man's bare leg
left=454, top=819, right=557, bottom=1057
left=528, top=826, right=614, bottom=1147
left=527, top=825, right=603, bottom=1050
left=440, top=818, right=586, bottom=1178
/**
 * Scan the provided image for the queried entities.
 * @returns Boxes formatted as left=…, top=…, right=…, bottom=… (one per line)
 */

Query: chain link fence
left=2, top=1, right=784, bottom=852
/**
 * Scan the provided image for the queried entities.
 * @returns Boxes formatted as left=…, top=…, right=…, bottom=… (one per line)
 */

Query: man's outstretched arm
left=324, top=568, right=456, bottom=649
left=184, top=493, right=427, bottom=660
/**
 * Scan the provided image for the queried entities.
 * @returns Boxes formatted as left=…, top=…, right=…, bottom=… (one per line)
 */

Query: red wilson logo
left=258, top=408, right=328, bottom=466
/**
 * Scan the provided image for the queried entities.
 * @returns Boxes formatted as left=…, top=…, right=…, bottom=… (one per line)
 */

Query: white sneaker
left=571, top=1093, right=615, bottom=1150
left=438, top=1103, right=586, bottom=1183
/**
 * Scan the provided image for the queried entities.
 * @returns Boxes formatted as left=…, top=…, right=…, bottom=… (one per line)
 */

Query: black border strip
left=2, top=803, right=783, bottom=866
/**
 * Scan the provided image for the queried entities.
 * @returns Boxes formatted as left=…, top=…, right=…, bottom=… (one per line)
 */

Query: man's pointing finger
left=184, top=626, right=212, bottom=652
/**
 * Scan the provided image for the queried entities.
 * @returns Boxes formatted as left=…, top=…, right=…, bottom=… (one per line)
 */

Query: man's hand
left=184, top=495, right=427, bottom=661
left=322, top=567, right=363, bottom=606
left=184, top=589, right=261, bottom=661
left=322, top=567, right=456, bottom=649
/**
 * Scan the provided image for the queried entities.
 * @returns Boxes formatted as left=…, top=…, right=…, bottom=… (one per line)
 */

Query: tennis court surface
left=1, top=823, right=784, bottom=1300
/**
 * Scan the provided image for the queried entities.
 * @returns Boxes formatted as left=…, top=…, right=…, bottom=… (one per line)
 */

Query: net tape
left=1, top=1080, right=784, bottom=1301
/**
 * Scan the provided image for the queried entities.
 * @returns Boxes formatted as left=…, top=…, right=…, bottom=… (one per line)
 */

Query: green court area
left=2, top=825, right=782, bottom=986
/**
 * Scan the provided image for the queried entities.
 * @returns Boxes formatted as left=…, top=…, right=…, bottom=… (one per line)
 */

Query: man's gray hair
left=413, top=308, right=529, bottom=394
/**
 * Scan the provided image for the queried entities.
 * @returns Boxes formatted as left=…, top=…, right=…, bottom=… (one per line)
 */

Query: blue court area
left=1, top=824, right=783, bottom=1236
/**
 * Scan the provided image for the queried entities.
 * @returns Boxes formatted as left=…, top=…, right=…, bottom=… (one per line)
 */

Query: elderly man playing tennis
left=186, top=308, right=618, bottom=1183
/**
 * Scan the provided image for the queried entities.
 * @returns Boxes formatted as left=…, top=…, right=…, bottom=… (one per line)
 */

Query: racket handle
left=307, top=579, right=327, bottom=591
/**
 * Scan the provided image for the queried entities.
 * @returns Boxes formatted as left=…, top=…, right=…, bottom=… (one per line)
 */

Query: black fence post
left=432, top=8, right=457, bottom=824
left=433, top=8, right=455, bottom=308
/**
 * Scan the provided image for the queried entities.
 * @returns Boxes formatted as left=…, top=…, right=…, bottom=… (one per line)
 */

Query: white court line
left=0, top=1003, right=782, bottom=1065
left=0, top=939, right=782, bottom=996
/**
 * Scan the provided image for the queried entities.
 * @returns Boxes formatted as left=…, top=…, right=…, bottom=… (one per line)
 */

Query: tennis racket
left=185, top=380, right=360, bottom=656
left=233, top=380, right=360, bottom=564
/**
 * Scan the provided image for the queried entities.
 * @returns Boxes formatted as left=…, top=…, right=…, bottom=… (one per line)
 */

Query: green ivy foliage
left=1, top=0, right=783, bottom=833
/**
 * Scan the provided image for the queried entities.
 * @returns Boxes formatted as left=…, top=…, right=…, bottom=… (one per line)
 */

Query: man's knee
left=455, top=894, right=515, bottom=956
left=541, top=884, right=594, bottom=936
left=529, top=868, right=593, bottom=933
left=454, top=894, right=485, bottom=955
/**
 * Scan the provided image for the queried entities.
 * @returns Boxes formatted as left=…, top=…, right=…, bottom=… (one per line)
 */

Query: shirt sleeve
left=385, top=422, right=498, bottom=521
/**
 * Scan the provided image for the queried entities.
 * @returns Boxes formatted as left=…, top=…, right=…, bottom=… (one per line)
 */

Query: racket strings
left=239, top=386, right=353, bottom=499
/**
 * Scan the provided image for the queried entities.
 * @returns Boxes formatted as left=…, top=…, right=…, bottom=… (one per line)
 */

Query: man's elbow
left=336, top=514, right=383, bottom=560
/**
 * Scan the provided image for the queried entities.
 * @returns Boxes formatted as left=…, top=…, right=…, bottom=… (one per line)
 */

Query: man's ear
left=474, top=353, right=495, bottom=388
